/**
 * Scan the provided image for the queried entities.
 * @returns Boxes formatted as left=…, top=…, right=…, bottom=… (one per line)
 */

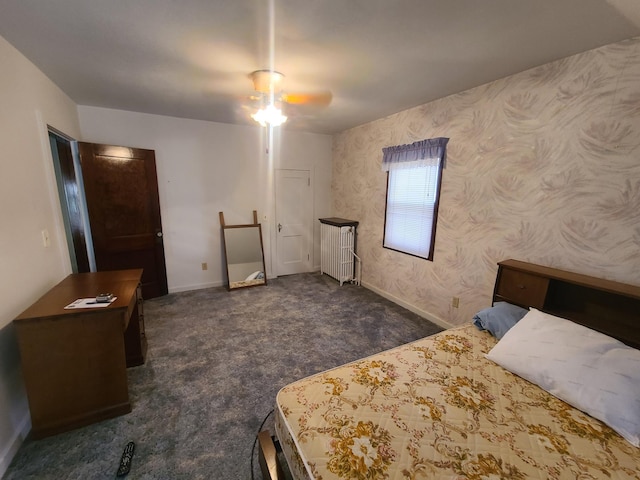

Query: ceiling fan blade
left=282, top=91, right=332, bottom=107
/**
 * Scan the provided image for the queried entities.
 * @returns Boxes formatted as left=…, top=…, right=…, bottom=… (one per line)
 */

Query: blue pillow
left=473, top=302, right=529, bottom=339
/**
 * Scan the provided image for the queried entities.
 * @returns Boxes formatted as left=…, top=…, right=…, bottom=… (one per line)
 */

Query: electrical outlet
left=201, top=262, right=208, bottom=271
left=451, top=296, right=460, bottom=308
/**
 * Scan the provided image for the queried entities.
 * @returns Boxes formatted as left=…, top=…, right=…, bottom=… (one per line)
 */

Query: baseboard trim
left=169, top=277, right=280, bottom=294
left=0, top=413, right=31, bottom=478
left=168, top=280, right=224, bottom=293
left=361, top=281, right=454, bottom=331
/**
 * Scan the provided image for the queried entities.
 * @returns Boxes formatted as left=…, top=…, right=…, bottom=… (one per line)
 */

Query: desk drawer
left=496, top=268, right=548, bottom=308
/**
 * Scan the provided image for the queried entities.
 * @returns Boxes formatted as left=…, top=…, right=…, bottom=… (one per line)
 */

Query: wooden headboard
left=493, top=259, right=640, bottom=350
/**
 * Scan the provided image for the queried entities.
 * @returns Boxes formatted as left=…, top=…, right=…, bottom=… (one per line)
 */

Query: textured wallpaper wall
left=332, top=37, right=640, bottom=327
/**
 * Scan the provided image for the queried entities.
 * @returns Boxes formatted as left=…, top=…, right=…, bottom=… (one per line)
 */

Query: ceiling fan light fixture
left=252, top=103, right=287, bottom=127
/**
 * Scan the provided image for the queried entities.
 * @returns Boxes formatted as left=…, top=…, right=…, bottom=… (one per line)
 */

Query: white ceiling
left=1, top=1, right=639, bottom=135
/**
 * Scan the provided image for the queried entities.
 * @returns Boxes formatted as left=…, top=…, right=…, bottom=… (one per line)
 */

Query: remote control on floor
left=116, top=441, right=135, bottom=477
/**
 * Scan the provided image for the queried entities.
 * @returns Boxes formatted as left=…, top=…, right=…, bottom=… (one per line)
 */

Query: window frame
left=382, top=159, right=444, bottom=261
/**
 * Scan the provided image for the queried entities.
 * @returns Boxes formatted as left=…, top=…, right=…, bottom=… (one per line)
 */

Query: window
left=382, top=138, right=448, bottom=260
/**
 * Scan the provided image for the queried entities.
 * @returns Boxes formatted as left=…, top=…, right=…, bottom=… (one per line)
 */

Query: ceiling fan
left=248, top=69, right=332, bottom=127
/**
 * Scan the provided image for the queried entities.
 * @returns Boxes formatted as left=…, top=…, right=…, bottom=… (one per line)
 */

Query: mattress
left=275, top=324, right=640, bottom=479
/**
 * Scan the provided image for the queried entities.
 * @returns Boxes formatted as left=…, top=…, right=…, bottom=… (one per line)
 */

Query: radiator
left=320, top=219, right=359, bottom=286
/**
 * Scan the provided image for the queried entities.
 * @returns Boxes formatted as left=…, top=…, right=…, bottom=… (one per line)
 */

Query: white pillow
left=486, top=308, right=640, bottom=447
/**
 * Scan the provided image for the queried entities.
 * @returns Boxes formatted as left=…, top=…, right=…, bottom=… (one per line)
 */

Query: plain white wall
left=0, top=35, right=82, bottom=476
left=77, top=106, right=333, bottom=292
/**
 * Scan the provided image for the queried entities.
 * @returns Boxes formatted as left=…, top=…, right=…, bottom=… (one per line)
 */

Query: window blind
left=383, top=162, right=440, bottom=258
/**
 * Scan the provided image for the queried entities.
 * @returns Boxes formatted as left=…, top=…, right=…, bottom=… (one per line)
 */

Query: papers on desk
left=64, top=297, right=118, bottom=309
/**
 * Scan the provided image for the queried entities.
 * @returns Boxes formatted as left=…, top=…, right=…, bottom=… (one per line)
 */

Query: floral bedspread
left=274, top=324, right=640, bottom=479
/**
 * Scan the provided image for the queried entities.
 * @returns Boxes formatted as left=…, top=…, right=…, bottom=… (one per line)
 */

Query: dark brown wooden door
left=50, top=132, right=90, bottom=273
left=78, top=142, right=168, bottom=299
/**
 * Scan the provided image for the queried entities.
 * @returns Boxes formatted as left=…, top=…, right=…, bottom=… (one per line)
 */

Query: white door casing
left=275, top=169, right=312, bottom=276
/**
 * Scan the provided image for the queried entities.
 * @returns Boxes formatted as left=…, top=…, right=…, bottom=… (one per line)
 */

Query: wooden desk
left=14, top=269, right=144, bottom=439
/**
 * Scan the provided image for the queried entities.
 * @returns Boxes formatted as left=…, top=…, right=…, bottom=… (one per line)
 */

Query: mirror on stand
left=219, top=210, right=267, bottom=290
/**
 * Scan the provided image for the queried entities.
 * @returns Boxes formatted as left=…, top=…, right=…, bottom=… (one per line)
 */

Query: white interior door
left=275, top=169, right=312, bottom=276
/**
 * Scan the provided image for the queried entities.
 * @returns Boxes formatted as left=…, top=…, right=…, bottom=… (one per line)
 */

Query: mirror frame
left=219, top=210, right=267, bottom=290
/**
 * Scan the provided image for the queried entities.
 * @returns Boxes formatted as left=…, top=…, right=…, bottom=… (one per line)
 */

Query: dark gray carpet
left=3, top=272, right=442, bottom=479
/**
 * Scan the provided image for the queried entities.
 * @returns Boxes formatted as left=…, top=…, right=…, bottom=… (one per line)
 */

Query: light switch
left=41, top=229, right=50, bottom=247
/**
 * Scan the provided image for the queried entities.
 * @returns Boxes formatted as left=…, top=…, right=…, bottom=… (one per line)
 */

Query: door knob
left=156, top=231, right=163, bottom=238
left=278, top=223, right=282, bottom=232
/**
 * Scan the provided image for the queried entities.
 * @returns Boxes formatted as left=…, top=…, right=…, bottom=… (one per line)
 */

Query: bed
left=258, top=259, right=640, bottom=479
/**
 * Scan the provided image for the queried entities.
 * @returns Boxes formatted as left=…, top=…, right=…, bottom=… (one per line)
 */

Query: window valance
left=381, top=137, right=449, bottom=171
